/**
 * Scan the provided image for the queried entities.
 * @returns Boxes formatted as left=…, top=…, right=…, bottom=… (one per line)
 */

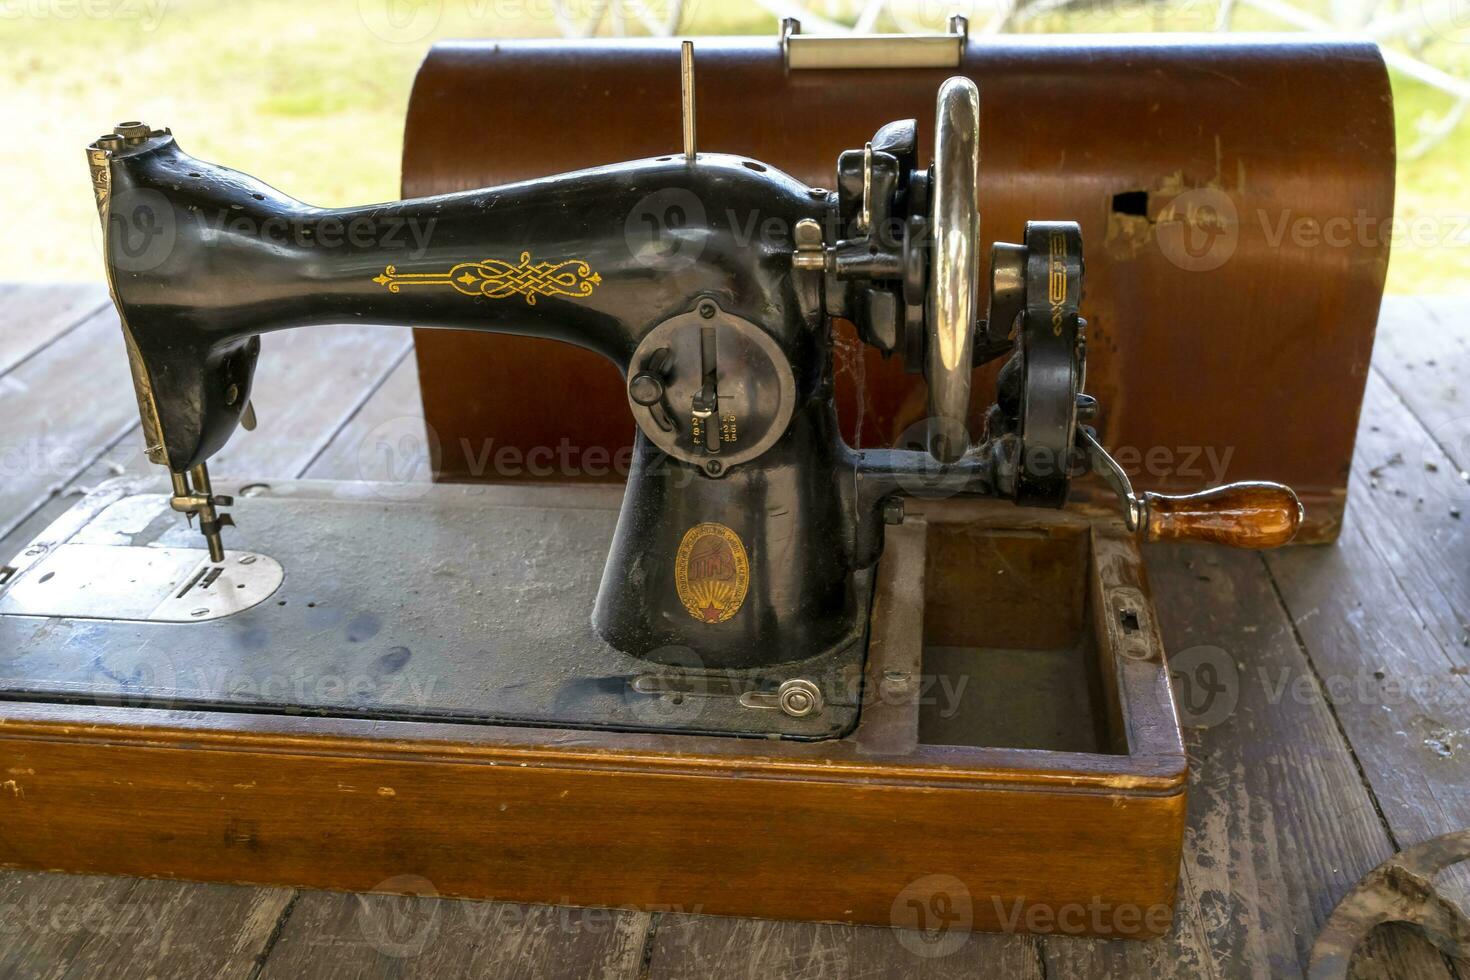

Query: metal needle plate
left=0, top=544, right=282, bottom=623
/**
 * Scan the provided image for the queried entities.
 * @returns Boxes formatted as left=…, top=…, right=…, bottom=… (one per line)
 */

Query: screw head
left=777, top=679, right=823, bottom=718
left=697, top=300, right=717, bottom=319
left=882, top=496, right=906, bottom=525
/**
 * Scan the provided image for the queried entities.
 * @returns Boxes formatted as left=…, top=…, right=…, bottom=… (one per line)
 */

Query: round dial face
left=625, top=302, right=796, bottom=477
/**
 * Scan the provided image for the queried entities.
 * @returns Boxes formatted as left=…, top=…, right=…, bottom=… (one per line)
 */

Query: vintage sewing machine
left=0, top=58, right=1300, bottom=936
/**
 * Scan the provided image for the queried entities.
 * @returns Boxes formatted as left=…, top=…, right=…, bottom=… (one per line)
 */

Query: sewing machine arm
left=90, top=128, right=828, bottom=477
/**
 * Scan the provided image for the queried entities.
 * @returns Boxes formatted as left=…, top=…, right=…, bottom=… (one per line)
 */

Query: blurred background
left=2, top=0, right=1467, bottom=292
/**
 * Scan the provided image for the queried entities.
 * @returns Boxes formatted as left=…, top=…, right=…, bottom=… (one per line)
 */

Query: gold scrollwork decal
left=372, top=251, right=602, bottom=305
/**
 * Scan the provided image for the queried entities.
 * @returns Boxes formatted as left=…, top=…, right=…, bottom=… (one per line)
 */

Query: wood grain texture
left=0, top=870, right=290, bottom=980
left=1364, top=298, right=1470, bottom=666
left=0, top=282, right=109, bottom=377
left=1267, top=367, right=1470, bottom=932
left=0, top=304, right=138, bottom=543
left=400, top=38, right=1394, bottom=542
left=0, top=323, right=414, bottom=566
left=645, top=915, right=1044, bottom=979
left=1143, top=483, right=1303, bottom=550
left=257, top=890, right=650, bottom=980
left=303, top=351, right=425, bottom=482
left=1371, top=296, right=1470, bottom=455
left=1043, top=544, right=1449, bottom=977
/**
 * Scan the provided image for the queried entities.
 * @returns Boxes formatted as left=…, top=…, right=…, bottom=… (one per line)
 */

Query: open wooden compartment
left=921, top=515, right=1117, bottom=754
left=0, top=483, right=1186, bottom=940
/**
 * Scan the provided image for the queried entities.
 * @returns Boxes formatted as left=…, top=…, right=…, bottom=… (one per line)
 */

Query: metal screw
left=882, top=496, right=905, bottom=525
left=698, top=300, right=717, bottom=319
left=238, top=555, right=256, bottom=565
left=705, top=460, right=723, bottom=476
left=191, top=608, right=209, bottom=617
left=777, top=679, right=823, bottom=718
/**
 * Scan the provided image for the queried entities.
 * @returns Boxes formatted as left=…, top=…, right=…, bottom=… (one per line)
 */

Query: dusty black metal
left=95, top=118, right=1081, bottom=671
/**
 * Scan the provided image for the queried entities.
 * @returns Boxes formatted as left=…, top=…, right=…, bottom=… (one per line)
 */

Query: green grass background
left=1, top=0, right=1466, bottom=292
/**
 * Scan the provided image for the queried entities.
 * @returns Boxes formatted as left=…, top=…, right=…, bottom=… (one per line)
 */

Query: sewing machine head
left=87, top=56, right=1300, bottom=675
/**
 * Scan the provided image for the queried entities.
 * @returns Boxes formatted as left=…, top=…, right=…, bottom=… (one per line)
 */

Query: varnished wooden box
left=402, top=37, right=1394, bottom=542
left=0, top=488, right=1185, bottom=938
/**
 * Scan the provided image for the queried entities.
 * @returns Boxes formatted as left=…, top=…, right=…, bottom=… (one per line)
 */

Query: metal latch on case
left=781, top=15, right=969, bottom=71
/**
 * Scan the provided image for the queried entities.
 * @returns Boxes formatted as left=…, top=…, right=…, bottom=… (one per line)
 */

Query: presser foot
left=168, top=462, right=234, bottom=563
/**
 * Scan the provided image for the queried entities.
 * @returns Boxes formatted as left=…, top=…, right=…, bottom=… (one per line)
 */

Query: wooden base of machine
left=0, top=488, right=1186, bottom=939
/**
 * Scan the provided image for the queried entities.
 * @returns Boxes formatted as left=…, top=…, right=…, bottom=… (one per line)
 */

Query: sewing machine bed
left=0, top=478, right=1185, bottom=936
left=0, top=478, right=867, bottom=740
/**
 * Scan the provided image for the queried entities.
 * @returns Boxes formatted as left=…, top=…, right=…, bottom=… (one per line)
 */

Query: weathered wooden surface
left=257, top=892, right=652, bottom=980
left=0, top=285, right=1466, bottom=978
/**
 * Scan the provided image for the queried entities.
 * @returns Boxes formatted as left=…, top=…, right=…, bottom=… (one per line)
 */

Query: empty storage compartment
left=919, top=520, right=1124, bottom=753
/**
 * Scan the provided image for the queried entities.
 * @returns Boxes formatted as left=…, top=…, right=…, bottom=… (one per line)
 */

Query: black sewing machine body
left=103, top=136, right=884, bottom=669
left=81, top=76, right=1301, bottom=727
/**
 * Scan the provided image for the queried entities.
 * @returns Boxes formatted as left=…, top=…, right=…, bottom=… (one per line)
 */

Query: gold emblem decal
left=674, top=523, right=750, bottom=624
left=372, top=251, right=602, bottom=305
left=1047, top=231, right=1068, bottom=336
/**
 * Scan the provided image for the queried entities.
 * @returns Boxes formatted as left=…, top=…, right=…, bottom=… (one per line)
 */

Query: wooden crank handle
left=1141, top=482, right=1303, bottom=549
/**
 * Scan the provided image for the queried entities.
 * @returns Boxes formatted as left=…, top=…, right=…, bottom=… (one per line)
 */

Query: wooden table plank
left=207, top=326, right=413, bottom=479
left=645, top=916, right=1042, bottom=979
left=1042, top=544, right=1448, bottom=978
left=0, top=871, right=290, bottom=980
left=0, top=323, right=414, bottom=566
left=0, top=305, right=138, bottom=545
left=255, top=890, right=649, bottom=980
left=1266, top=373, right=1470, bottom=939
left=1364, top=299, right=1470, bottom=663
left=303, top=352, right=426, bottom=482
left=0, top=282, right=109, bottom=378
left=1268, top=372, right=1470, bottom=828
left=1372, top=295, right=1470, bottom=472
